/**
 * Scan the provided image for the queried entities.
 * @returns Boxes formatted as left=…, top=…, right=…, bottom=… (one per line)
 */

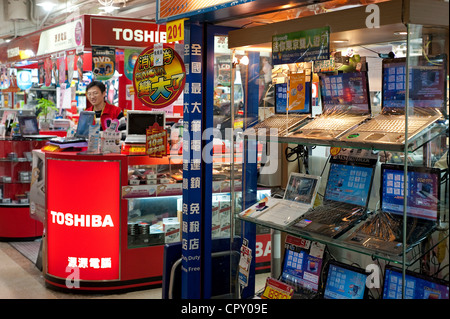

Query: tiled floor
left=0, top=241, right=268, bottom=299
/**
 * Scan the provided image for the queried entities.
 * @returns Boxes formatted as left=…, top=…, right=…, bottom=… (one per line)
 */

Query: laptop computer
left=245, top=71, right=312, bottom=137
left=290, top=153, right=377, bottom=238
left=340, top=55, right=446, bottom=145
left=288, top=71, right=371, bottom=141
left=345, top=164, right=441, bottom=255
left=49, top=111, right=95, bottom=144
left=255, top=172, right=321, bottom=227
left=18, top=115, right=57, bottom=139
left=278, top=234, right=326, bottom=299
left=125, top=110, right=165, bottom=144
left=382, top=265, right=449, bottom=299
left=322, top=260, right=369, bottom=299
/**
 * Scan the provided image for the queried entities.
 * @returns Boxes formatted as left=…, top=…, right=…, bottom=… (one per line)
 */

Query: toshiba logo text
left=50, top=211, right=114, bottom=227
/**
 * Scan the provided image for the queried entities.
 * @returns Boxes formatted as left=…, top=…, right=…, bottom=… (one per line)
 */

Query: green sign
left=272, top=27, right=330, bottom=65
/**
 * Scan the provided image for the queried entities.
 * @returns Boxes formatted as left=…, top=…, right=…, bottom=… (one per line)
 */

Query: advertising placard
left=272, top=27, right=330, bottom=65
left=133, top=44, right=186, bottom=108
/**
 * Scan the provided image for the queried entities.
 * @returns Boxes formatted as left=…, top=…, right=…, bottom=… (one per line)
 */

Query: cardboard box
left=163, top=217, right=180, bottom=243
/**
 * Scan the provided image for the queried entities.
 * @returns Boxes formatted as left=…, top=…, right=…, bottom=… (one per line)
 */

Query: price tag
left=129, top=146, right=146, bottom=154
left=166, top=18, right=185, bottom=43
left=261, top=277, right=294, bottom=299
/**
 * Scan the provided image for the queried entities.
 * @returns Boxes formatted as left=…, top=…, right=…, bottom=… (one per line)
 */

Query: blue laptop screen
left=381, top=166, right=439, bottom=221
left=323, top=263, right=368, bottom=299
left=324, top=163, right=373, bottom=206
left=382, top=267, right=449, bottom=299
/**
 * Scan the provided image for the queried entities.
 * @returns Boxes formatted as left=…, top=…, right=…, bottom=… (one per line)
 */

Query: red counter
left=43, top=152, right=170, bottom=292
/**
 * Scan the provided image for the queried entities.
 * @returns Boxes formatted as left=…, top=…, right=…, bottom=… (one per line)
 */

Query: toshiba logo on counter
left=90, top=17, right=167, bottom=47
left=50, top=211, right=114, bottom=227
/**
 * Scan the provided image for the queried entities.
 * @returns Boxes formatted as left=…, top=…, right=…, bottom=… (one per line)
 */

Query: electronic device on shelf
left=322, top=260, right=369, bottom=299
left=278, top=235, right=326, bottom=299
left=245, top=77, right=312, bottom=137
left=255, top=172, right=321, bottom=226
left=288, top=71, right=371, bottom=140
left=125, top=110, right=165, bottom=144
left=340, top=55, right=447, bottom=144
left=49, top=111, right=95, bottom=144
left=290, top=155, right=376, bottom=239
left=346, top=164, right=441, bottom=255
left=17, top=115, right=57, bottom=139
left=382, top=265, right=449, bottom=299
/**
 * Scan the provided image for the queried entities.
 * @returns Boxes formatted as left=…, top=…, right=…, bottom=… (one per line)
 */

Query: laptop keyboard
left=357, top=115, right=429, bottom=134
left=301, top=115, right=364, bottom=131
left=304, top=202, right=364, bottom=225
left=250, top=114, right=307, bottom=133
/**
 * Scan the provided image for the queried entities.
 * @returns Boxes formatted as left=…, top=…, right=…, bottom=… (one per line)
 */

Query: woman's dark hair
left=86, top=81, right=106, bottom=93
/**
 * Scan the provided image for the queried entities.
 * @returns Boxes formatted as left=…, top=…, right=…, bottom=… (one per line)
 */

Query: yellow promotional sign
left=288, top=72, right=306, bottom=111
left=166, top=19, right=185, bottom=43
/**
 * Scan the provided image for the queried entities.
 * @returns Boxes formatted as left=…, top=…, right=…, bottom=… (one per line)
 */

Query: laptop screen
left=382, top=266, right=449, bottom=299
left=382, top=56, right=447, bottom=111
left=280, top=235, right=325, bottom=293
left=283, top=173, right=319, bottom=205
left=381, top=164, right=440, bottom=221
left=76, top=111, right=95, bottom=138
left=127, top=111, right=165, bottom=136
left=18, top=116, right=39, bottom=135
left=319, top=71, right=371, bottom=115
left=323, top=261, right=369, bottom=299
left=324, top=163, right=374, bottom=207
left=275, top=82, right=311, bottom=114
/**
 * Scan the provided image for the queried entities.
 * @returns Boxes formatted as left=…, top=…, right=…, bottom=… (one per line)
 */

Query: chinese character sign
left=272, top=27, right=330, bottom=65
left=133, top=44, right=186, bottom=108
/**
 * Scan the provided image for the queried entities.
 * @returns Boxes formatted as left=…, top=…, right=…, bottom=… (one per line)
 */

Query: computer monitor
left=382, top=265, right=449, bottom=299
left=324, top=163, right=374, bottom=207
left=323, top=260, right=369, bottom=299
left=275, top=82, right=312, bottom=114
left=280, top=235, right=325, bottom=293
left=319, top=71, right=371, bottom=115
left=126, top=110, right=165, bottom=137
left=18, top=115, right=39, bottom=135
left=382, top=55, right=447, bottom=111
left=381, top=164, right=441, bottom=221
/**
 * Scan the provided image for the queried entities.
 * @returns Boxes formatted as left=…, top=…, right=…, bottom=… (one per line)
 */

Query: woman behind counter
left=85, top=81, right=125, bottom=130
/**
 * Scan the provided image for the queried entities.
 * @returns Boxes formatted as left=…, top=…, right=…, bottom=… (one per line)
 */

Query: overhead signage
left=36, top=19, right=83, bottom=56
left=46, top=159, right=120, bottom=282
left=157, top=0, right=255, bottom=22
left=166, top=18, right=186, bottom=43
left=133, top=44, right=186, bottom=109
left=90, top=17, right=166, bottom=47
left=272, top=26, right=330, bottom=65
left=17, top=69, right=32, bottom=90
left=92, top=46, right=115, bottom=81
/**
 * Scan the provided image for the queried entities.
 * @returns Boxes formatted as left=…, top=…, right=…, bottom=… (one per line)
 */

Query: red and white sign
left=90, top=17, right=167, bottom=48
left=46, top=159, right=120, bottom=281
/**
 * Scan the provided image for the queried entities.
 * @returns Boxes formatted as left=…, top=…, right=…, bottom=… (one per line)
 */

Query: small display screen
left=382, top=267, right=449, bottom=299
left=320, top=72, right=370, bottom=114
left=381, top=165, right=440, bottom=221
left=76, top=112, right=95, bottom=138
left=284, top=174, right=318, bottom=204
left=20, top=117, right=39, bottom=135
left=324, top=163, right=373, bottom=207
left=323, top=262, right=368, bottom=299
left=127, top=112, right=165, bottom=135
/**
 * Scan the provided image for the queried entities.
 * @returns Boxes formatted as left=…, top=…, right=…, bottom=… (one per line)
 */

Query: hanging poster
left=272, top=27, right=330, bottom=65
left=288, top=72, right=306, bottom=111
left=92, top=46, right=115, bottom=81
left=66, top=50, right=76, bottom=84
left=58, top=56, right=66, bottom=86
left=0, top=66, right=10, bottom=89
left=44, top=57, right=53, bottom=87
left=17, top=69, right=33, bottom=90
left=124, top=48, right=142, bottom=81
left=133, top=44, right=186, bottom=109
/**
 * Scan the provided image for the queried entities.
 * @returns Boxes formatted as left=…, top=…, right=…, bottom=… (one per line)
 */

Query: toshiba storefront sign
left=46, top=159, right=120, bottom=282
left=90, top=17, right=167, bottom=47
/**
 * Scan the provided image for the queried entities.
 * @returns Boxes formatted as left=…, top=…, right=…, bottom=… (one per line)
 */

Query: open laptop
left=323, top=260, right=369, bottom=299
left=346, top=164, right=441, bottom=255
left=382, top=265, right=449, bottom=299
left=340, top=55, right=446, bottom=145
left=288, top=71, right=371, bottom=141
left=290, top=153, right=377, bottom=238
left=278, top=234, right=326, bottom=299
left=49, top=111, right=95, bottom=144
left=245, top=74, right=312, bottom=137
left=254, top=172, right=321, bottom=227
left=125, top=110, right=165, bottom=144
left=18, top=115, right=57, bottom=139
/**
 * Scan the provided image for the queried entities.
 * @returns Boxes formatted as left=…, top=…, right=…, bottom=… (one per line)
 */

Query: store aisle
left=0, top=241, right=268, bottom=299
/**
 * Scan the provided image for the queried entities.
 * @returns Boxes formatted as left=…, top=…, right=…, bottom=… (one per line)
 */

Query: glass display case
left=228, top=0, right=449, bottom=299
